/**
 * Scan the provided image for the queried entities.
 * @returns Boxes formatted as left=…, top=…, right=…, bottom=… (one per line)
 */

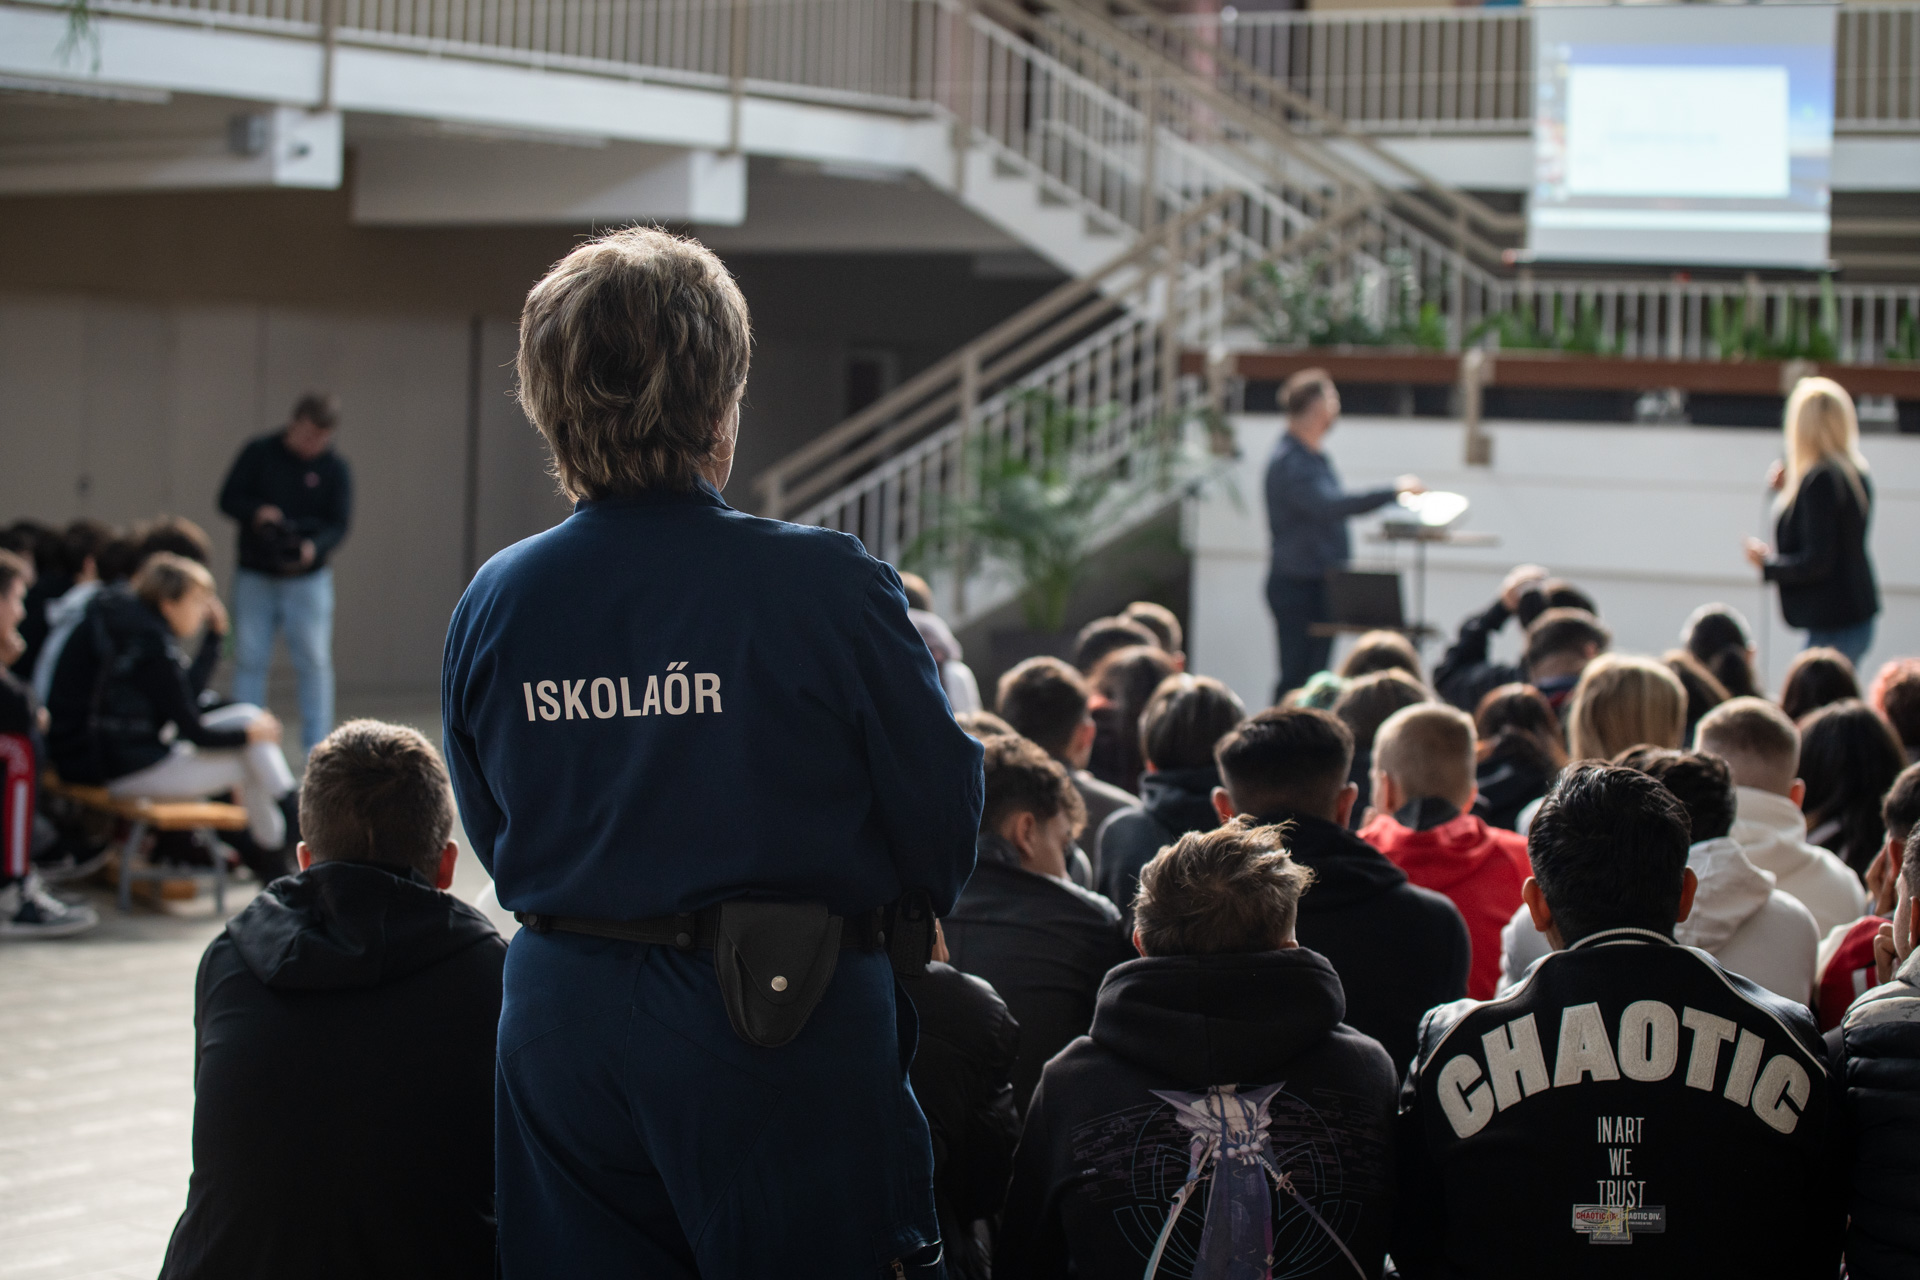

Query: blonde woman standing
left=1744, top=377, right=1880, bottom=666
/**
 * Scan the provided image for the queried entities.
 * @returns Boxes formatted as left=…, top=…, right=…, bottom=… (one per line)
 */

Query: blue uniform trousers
left=497, top=928, right=942, bottom=1278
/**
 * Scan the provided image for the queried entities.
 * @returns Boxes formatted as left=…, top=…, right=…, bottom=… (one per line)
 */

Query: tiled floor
left=0, top=694, right=500, bottom=1280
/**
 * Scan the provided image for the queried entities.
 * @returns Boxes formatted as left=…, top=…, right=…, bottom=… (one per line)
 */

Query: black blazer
left=1766, top=459, right=1878, bottom=631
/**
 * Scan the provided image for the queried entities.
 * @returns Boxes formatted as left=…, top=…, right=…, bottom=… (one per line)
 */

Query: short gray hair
left=517, top=227, right=751, bottom=500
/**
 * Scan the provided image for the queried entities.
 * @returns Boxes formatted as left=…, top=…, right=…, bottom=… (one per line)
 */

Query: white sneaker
left=0, top=874, right=100, bottom=939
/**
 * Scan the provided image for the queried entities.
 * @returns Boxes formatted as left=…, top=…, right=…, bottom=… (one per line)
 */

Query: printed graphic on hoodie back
left=1065, top=1082, right=1389, bottom=1279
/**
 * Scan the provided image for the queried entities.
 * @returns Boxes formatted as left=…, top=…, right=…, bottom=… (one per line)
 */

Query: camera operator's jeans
left=232, top=567, right=334, bottom=759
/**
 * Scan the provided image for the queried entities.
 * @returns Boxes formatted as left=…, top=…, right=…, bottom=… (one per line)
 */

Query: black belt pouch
left=715, top=901, right=842, bottom=1048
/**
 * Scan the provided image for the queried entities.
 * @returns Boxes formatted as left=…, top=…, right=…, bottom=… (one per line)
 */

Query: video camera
left=256, top=520, right=308, bottom=574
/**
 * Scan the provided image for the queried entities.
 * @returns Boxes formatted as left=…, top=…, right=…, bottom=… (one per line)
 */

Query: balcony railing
left=1164, top=3, right=1920, bottom=135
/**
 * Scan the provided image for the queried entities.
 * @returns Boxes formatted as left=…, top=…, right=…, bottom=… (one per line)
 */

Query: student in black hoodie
left=944, top=735, right=1136, bottom=1110
left=997, top=817, right=1398, bottom=1279
left=1095, top=673, right=1245, bottom=917
left=1212, top=707, right=1469, bottom=1071
left=45, top=554, right=297, bottom=880
left=908, top=922, right=1021, bottom=1280
left=160, top=720, right=505, bottom=1280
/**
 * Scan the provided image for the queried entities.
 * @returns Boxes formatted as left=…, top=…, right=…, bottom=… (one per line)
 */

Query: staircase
left=758, top=0, right=1920, bottom=628
left=754, top=0, right=1511, bottom=626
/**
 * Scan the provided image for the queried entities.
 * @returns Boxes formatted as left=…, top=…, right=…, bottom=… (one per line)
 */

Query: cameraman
left=218, top=393, right=352, bottom=758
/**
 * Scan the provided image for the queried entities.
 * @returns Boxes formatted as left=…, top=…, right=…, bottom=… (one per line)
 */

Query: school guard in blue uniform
left=442, top=229, right=984, bottom=1278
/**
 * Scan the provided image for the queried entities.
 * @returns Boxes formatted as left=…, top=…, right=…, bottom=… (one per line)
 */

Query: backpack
left=1144, top=1083, right=1368, bottom=1280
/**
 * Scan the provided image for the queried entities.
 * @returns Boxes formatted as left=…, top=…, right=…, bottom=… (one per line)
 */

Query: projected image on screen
left=1529, top=6, right=1835, bottom=270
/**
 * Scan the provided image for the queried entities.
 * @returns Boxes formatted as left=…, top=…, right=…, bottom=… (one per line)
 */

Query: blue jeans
left=231, top=567, right=335, bottom=759
left=1806, top=617, right=1876, bottom=670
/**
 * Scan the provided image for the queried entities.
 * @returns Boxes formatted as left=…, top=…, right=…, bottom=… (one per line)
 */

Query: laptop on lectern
left=1325, top=570, right=1406, bottom=631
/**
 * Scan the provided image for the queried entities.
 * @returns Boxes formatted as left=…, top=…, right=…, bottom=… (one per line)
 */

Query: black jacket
left=1093, top=765, right=1222, bottom=917
left=943, top=837, right=1136, bottom=1110
left=1828, top=950, right=1920, bottom=1279
left=1472, top=733, right=1558, bottom=832
left=218, top=432, right=353, bottom=576
left=45, top=587, right=246, bottom=783
left=1766, top=460, right=1878, bottom=631
left=1397, top=929, right=1841, bottom=1279
left=1, top=668, right=36, bottom=880
left=1256, top=808, right=1470, bottom=1072
left=160, top=861, right=506, bottom=1280
left=995, top=948, right=1398, bottom=1279
left=908, top=961, right=1022, bottom=1280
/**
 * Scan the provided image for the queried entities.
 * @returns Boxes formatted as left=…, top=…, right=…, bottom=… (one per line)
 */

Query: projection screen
left=1528, top=5, right=1837, bottom=269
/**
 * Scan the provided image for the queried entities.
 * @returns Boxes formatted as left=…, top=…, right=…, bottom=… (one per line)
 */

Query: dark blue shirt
left=441, top=482, right=983, bottom=921
left=1263, top=431, right=1397, bottom=582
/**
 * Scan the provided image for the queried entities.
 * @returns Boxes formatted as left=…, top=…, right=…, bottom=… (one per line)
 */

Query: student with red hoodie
left=1359, top=702, right=1530, bottom=999
left=1816, top=762, right=1920, bottom=1029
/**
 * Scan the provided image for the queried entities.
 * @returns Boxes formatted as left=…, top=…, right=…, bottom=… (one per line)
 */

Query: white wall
left=1189, top=415, right=1920, bottom=710
left=0, top=292, right=569, bottom=695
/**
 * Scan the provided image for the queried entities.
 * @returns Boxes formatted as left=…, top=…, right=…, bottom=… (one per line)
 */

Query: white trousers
left=108, top=704, right=296, bottom=848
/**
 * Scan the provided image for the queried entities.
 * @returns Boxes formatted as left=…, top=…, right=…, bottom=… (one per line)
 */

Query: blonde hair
left=517, top=227, right=751, bottom=500
left=1780, top=376, right=1869, bottom=515
left=1374, top=702, right=1477, bottom=805
left=131, top=552, right=215, bottom=607
left=1565, top=654, right=1688, bottom=763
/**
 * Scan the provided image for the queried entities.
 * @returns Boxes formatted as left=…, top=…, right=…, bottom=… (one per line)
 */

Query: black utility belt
left=515, top=891, right=935, bottom=1051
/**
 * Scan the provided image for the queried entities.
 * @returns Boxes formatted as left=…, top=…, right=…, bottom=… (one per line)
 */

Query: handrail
left=757, top=188, right=1237, bottom=516
left=1042, top=0, right=1524, bottom=244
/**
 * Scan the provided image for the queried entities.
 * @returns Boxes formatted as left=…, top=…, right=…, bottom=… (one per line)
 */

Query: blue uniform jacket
left=442, top=481, right=984, bottom=921
left=1264, top=431, right=1396, bottom=582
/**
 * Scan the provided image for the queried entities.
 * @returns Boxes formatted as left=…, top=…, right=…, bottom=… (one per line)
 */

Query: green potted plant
left=907, top=388, right=1222, bottom=670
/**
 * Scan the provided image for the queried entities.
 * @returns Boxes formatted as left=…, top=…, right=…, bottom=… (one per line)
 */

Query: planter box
left=1181, top=348, right=1920, bottom=401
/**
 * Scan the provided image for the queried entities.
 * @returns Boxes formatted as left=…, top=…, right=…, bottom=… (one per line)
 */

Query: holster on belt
left=517, top=889, right=937, bottom=1049
left=713, top=901, right=842, bottom=1048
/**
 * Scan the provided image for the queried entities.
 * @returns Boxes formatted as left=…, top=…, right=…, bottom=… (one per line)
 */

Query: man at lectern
left=1264, top=369, right=1423, bottom=701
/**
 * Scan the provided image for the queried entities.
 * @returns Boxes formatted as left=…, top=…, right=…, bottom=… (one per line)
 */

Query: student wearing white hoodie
left=1499, top=747, right=1820, bottom=1004
left=1697, top=696, right=1867, bottom=936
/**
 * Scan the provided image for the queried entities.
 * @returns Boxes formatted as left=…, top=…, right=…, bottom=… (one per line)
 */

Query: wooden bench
left=42, top=777, right=248, bottom=915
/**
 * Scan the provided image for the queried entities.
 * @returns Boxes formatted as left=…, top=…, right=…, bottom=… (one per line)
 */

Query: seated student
left=942, top=735, right=1135, bottom=1110
left=909, top=921, right=1020, bottom=1280
left=1682, top=603, right=1762, bottom=700
left=1213, top=708, right=1469, bottom=1070
left=1359, top=703, right=1531, bottom=1000
left=997, top=656, right=1137, bottom=844
left=1781, top=646, right=1860, bottom=722
left=1119, top=600, right=1185, bottom=670
left=0, top=548, right=98, bottom=938
left=1433, top=563, right=1601, bottom=711
left=1830, top=822, right=1920, bottom=1279
left=1624, top=748, right=1817, bottom=1004
left=1471, top=683, right=1566, bottom=832
left=1094, top=673, right=1245, bottom=916
left=899, top=570, right=982, bottom=716
left=158, top=721, right=507, bottom=1280
left=1085, top=643, right=1176, bottom=795
left=1564, top=653, right=1687, bottom=762
left=1071, top=615, right=1158, bottom=675
left=1698, top=697, right=1867, bottom=936
left=1869, top=657, right=1920, bottom=764
left=45, top=554, right=295, bottom=879
left=1815, top=762, right=1920, bottom=1030
left=28, top=519, right=115, bottom=705
left=1397, top=764, right=1841, bottom=1279
left=1663, top=649, right=1730, bottom=744
left=1340, top=628, right=1424, bottom=683
left=1799, top=698, right=1906, bottom=877
left=996, top=819, right=1397, bottom=1280
left=1334, top=668, right=1429, bottom=828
